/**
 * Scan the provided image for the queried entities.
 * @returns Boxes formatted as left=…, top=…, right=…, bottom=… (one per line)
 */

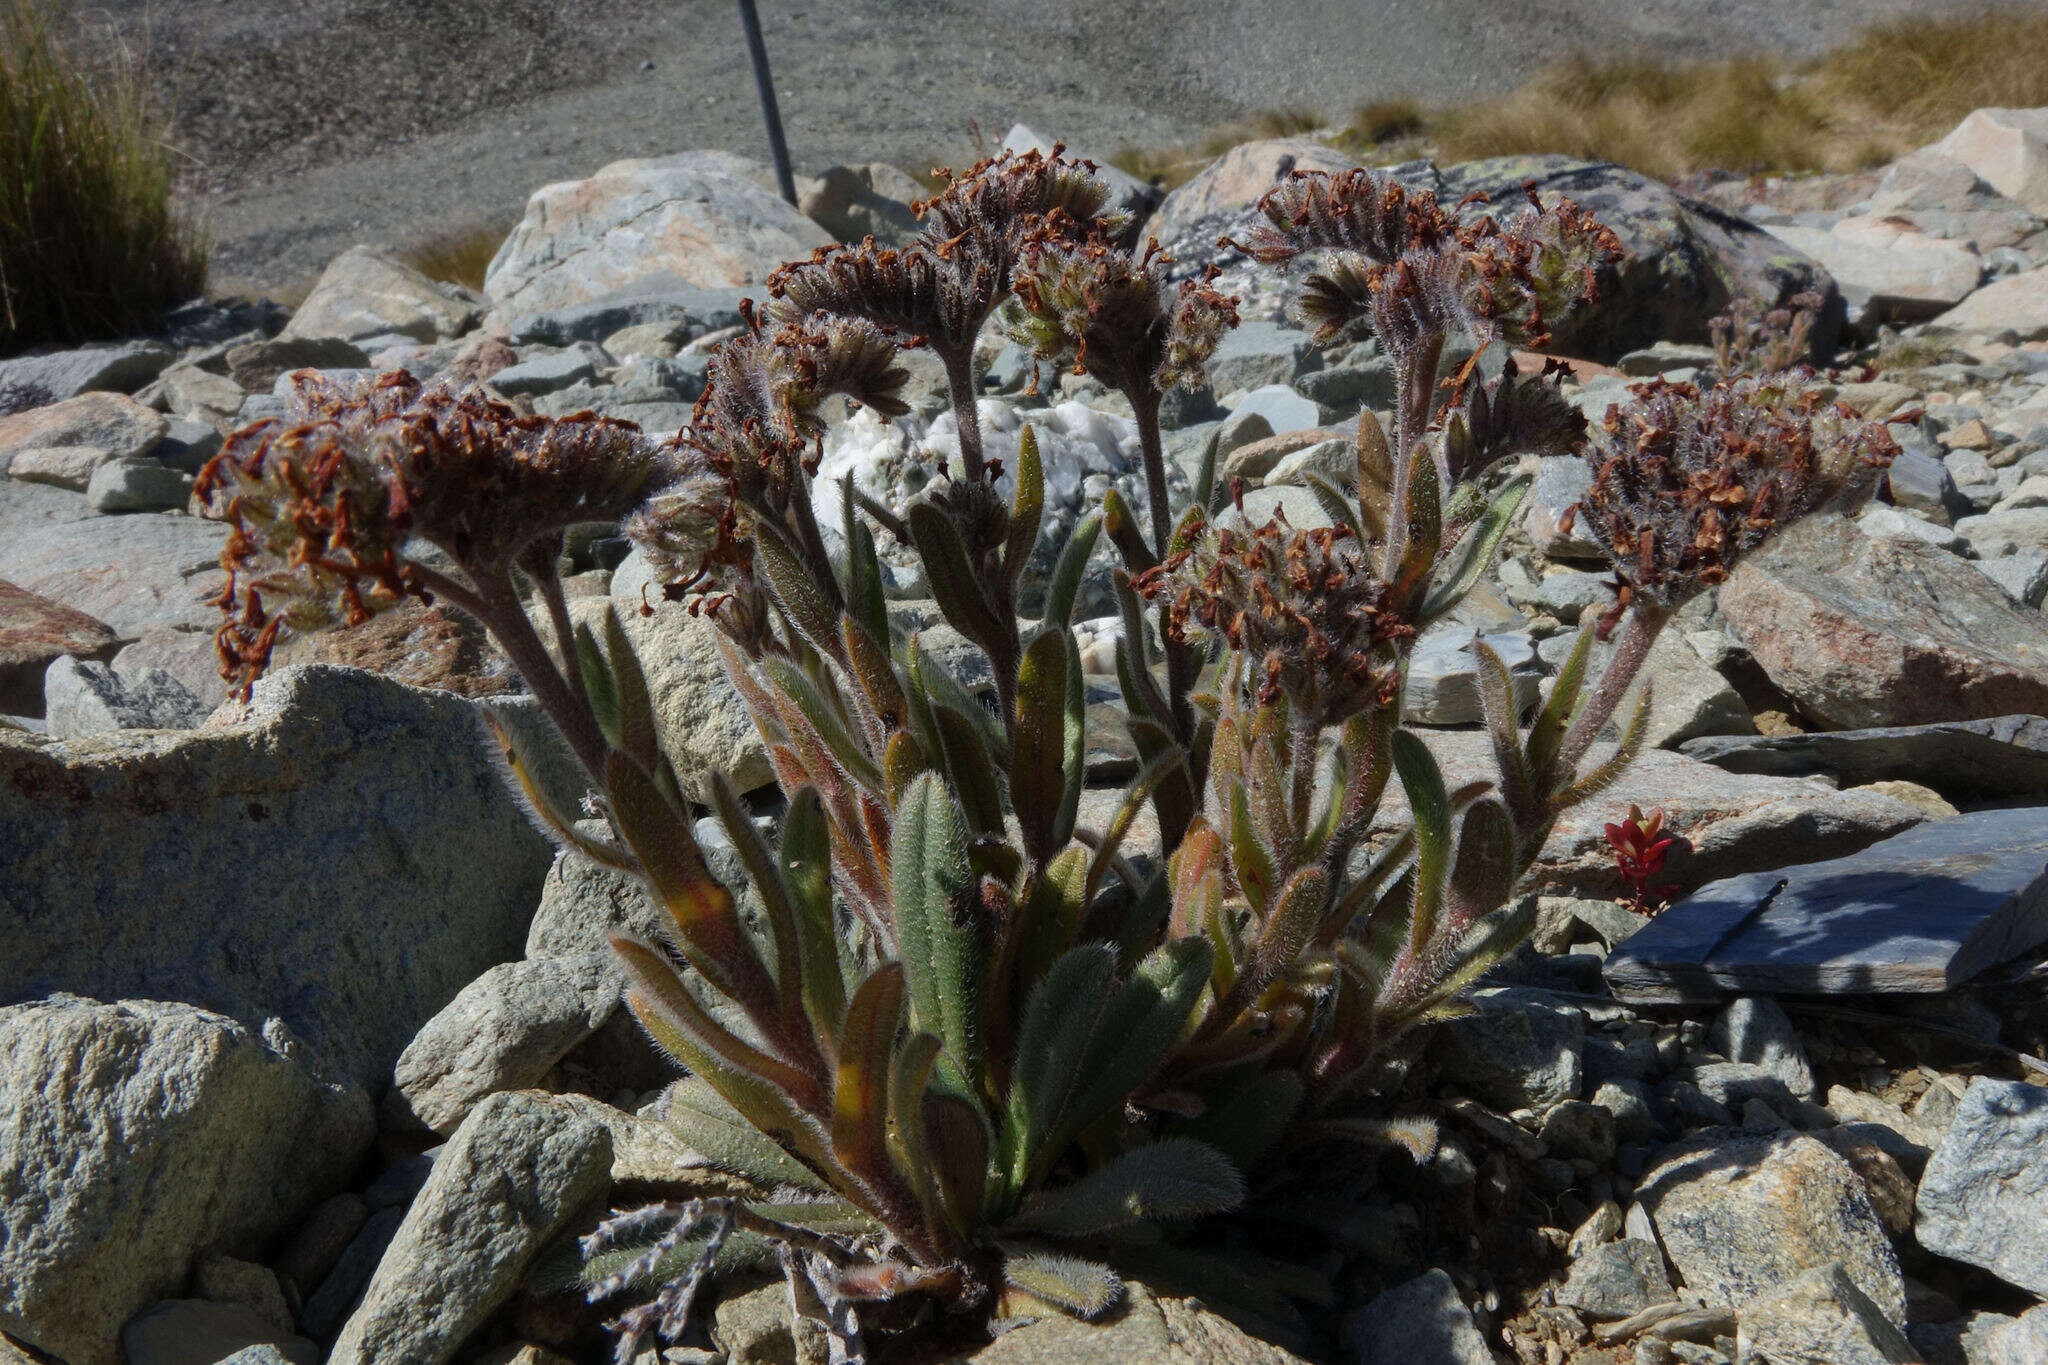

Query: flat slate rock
left=1680, top=715, right=2048, bottom=802
left=1605, top=806, right=2048, bottom=1003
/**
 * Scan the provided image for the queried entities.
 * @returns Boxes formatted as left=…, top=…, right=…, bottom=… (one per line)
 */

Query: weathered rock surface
left=0, top=665, right=561, bottom=1086
left=1342, top=1269, right=1494, bottom=1365
left=1606, top=806, right=2048, bottom=1002
left=0, top=997, right=371, bottom=1365
left=1637, top=1130, right=1906, bottom=1324
left=1767, top=216, right=1982, bottom=324
left=1932, top=107, right=2048, bottom=216
left=1915, top=1078, right=2048, bottom=1297
left=1680, top=715, right=2048, bottom=803
left=0, top=341, right=173, bottom=414
left=1147, top=137, right=1360, bottom=248
left=0, top=392, right=166, bottom=471
left=1438, top=987, right=1585, bottom=1109
left=327, top=1091, right=611, bottom=1365
left=1558, top=1238, right=1675, bottom=1320
left=280, top=245, right=482, bottom=343
left=485, top=151, right=832, bottom=316
left=1719, top=515, right=2048, bottom=727
left=1735, top=1262, right=1920, bottom=1365
left=224, top=337, right=369, bottom=393
left=0, top=503, right=227, bottom=641
left=118, top=1300, right=318, bottom=1365
left=1934, top=265, right=2048, bottom=339
left=0, top=580, right=118, bottom=714
left=41, top=656, right=208, bottom=738
left=268, top=597, right=523, bottom=698
left=386, top=955, right=620, bottom=1135
left=1373, top=730, right=1925, bottom=900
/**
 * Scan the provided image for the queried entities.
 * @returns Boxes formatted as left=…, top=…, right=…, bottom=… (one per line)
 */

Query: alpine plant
left=195, top=152, right=1897, bottom=1362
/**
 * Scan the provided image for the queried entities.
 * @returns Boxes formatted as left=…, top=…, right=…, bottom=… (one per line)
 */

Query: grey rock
left=526, top=822, right=666, bottom=962
left=1594, top=1079, right=1661, bottom=1144
left=6, top=444, right=119, bottom=491
left=328, top=1092, right=612, bottom=1365
left=1262, top=436, right=1355, bottom=487
left=1215, top=407, right=1275, bottom=464
left=224, top=336, right=371, bottom=393
left=85, top=457, right=194, bottom=514
left=0, top=391, right=167, bottom=470
left=1541, top=1099, right=1617, bottom=1162
left=299, top=1205, right=403, bottom=1339
left=41, top=656, right=207, bottom=738
left=1228, top=384, right=1321, bottom=435
left=1526, top=569, right=1613, bottom=623
left=1525, top=455, right=1606, bottom=560
left=1343, top=1269, right=1492, bottom=1365
left=1975, top=550, right=2048, bottom=607
left=0, top=580, right=119, bottom=715
left=505, top=283, right=755, bottom=347
left=1887, top=447, right=1967, bottom=524
left=1719, top=515, right=2048, bottom=727
left=1735, top=1262, right=1919, bottom=1365
left=1295, top=354, right=1396, bottom=412
left=1955, top=506, right=2048, bottom=557
left=485, top=151, right=831, bottom=315
left=1206, top=321, right=1319, bottom=396
left=1606, top=806, right=2048, bottom=1002
left=491, top=348, right=600, bottom=396
left=386, top=955, right=622, bottom=1135
left=362, top=1149, right=439, bottom=1212
left=153, top=418, right=225, bottom=474
left=1558, top=1238, right=1674, bottom=1320
left=118, top=1300, right=316, bottom=1365
left=0, top=341, right=173, bottom=414
left=1617, top=342, right=1719, bottom=376
left=280, top=246, right=481, bottom=344
left=1372, top=730, right=1925, bottom=900
left=1679, top=714, right=2048, bottom=802
left=0, top=998, right=371, bottom=1365
left=110, top=627, right=231, bottom=711
left=1691, top=1061, right=1811, bottom=1113
left=1915, top=1078, right=2048, bottom=1296
left=1217, top=484, right=1333, bottom=534
left=1859, top=504, right=1972, bottom=552
left=1404, top=630, right=1541, bottom=725
left=1709, top=997, right=1815, bottom=1100
left=1637, top=1131, right=1906, bottom=1324
left=1909, top=1312, right=2021, bottom=1365
left=1767, top=217, right=1981, bottom=327
left=798, top=161, right=924, bottom=247
left=1148, top=136, right=1360, bottom=251
left=1437, top=987, right=1584, bottom=1109
left=0, top=665, right=562, bottom=1087
left=272, top=1192, right=369, bottom=1297
left=156, top=364, right=246, bottom=425
left=1984, top=1306, right=2048, bottom=1365
left=1409, top=156, right=1842, bottom=360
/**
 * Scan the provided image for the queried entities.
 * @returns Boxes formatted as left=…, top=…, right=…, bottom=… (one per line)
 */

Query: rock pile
left=2, top=117, right=2046, bottom=1365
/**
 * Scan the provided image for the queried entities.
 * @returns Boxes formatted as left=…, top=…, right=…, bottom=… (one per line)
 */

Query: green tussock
left=397, top=218, right=511, bottom=292
left=0, top=0, right=207, bottom=356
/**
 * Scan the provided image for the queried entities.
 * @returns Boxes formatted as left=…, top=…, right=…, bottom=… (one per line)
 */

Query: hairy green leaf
left=892, top=773, right=987, bottom=1095
left=1000, top=1250, right=1125, bottom=1321
left=1007, top=1138, right=1245, bottom=1237
left=1041, top=510, right=1103, bottom=630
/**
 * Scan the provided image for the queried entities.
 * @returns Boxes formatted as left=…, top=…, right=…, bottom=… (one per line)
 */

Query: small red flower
left=1604, top=804, right=1682, bottom=914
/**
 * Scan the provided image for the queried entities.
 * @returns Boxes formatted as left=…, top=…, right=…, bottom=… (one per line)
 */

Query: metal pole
left=735, top=0, right=798, bottom=206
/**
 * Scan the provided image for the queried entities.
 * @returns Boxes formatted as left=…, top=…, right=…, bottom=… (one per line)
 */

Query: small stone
left=0, top=391, right=166, bottom=467
left=491, top=348, right=600, bottom=396
left=1542, top=1100, right=1618, bottom=1163
left=1637, top=1131, right=1906, bottom=1324
left=1229, top=383, right=1320, bottom=435
left=1437, top=988, right=1584, bottom=1109
left=1709, top=997, right=1815, bottom=1100
left=7, top=444, right=118, bottom=491
left=1847, top=779, right=1959, bottom=820
left=327, top=1092, right=612, bottom=1364
left=0, top=579, right=118, bottom=715
left=1568, top=1200, right=1625, bottom=1258
left=85, top=457, right=194, bottom=514
left=224, top=336, right=370, bottom=393
left=1559, top=1238, right=1675, bottom=1321
left=1595, top=1080, right=1661, bottom=1145
left=1343, top=1268, right=1493, bottom=1365
left=1940, top=418, right=1995, bottom=451
left=1205, top=321, right=1319, bottom=396
left=192, top=1253, right=292, bottom=1335
left=1914, top=1078, right=2048, bottom=1296
left=280, top=246, right=481, bottom=344
left=118, top=1300, right=316, bottom=1365
left=1734, top=1262, right=1919, bottom=1365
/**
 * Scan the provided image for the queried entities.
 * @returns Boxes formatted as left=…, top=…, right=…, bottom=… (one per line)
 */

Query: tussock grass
left=399, top=219, right=512, bottom=291
left=1108, top=5, right=2048, bottom=194
left=0, top=0, right=206, bottom=356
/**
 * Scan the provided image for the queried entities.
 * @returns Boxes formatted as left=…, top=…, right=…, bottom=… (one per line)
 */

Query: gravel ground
left=100, top=0, right=1978, bottom=294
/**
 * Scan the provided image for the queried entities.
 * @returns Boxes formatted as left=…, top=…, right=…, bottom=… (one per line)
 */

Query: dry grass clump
left=1109, top=6, right=2048, bottom=195
left=1440, top=6, right=2048, bottom=178
left=0, top=0, right=207, bottom=355
left=398, top=219, right=512, bottom=291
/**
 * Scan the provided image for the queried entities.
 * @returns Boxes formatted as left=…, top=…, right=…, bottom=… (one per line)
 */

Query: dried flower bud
left=1572, top=376, right=1899, bottom=613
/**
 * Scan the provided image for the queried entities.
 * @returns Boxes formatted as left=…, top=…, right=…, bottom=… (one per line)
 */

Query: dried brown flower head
left=1570, top=375, right=1899, bottom=615
left=196, top=369, right=674, bottom=691
left=1138, top=505, right=1415, bottom=727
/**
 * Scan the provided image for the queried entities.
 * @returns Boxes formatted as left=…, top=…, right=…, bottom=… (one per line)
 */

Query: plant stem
left=529, top=559, right=590, bottom=719
left=1555, top=602, right=1672, bottom=772
left=466, top=567, right=612, bottom=783
left=1130, top=388, right=1198, bottom=747
left=943, top=347, right=986, bottom=482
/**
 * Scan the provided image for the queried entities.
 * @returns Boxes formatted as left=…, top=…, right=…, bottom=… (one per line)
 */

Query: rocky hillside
left=3, top=108, right=2048, bottom=1365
